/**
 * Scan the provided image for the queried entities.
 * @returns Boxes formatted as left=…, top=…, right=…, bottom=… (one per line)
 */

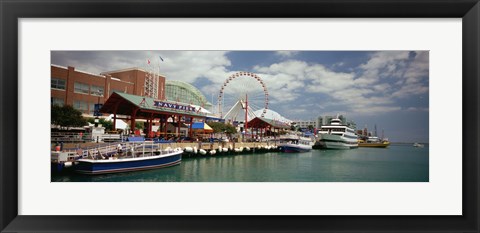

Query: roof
left=100, top=92, right=207, bottom=119
left=165, top=80, right=212, bottom=107
left=248, top=117, right=291, bottom=129
left=253, top=108, right=292, bottom=123
left=101, top=67, right=166, bottom=78
left=191, top=122, right=213, bottom=132
left=51, top=64, right=105, bottom=78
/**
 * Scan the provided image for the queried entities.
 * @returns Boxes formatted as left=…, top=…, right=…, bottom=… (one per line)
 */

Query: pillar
left=189, top=117, right=193, bottom=138
left=130, top=108, right=139, bottom=135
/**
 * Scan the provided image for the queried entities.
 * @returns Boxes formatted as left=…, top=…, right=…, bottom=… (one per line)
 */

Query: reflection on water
left=52, top=145, right=429, bottom=182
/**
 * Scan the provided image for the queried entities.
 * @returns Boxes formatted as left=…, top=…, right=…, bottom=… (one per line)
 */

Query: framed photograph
left=1, top=0, right=478, bottom=232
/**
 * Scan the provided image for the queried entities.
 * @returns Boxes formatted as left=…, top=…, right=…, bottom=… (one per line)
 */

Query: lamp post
left=94, top=89, right=102, bottom=143
left=94, top=89, right=102, bottom=127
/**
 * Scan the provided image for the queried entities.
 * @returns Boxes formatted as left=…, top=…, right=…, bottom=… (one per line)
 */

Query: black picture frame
left=1, top=0, right=478, bottom=232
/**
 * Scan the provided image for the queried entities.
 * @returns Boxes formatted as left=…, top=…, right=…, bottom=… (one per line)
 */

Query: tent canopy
left=248, top=117, right=291, bottom=129
left=105, top=114, right=128, bottom=129
left=191, top=122, right=213, bottom=132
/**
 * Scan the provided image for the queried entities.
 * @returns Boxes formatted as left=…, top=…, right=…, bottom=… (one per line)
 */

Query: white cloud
left=253, top=59, right=401, bottom=116
left=253, top=61, right=309, bottom=102
left=305, top=65, right=355, bottom=92
left=392, top=83, right=429, bottom=98
left=404, top=51, right=429, bottom=84
left=52, top=50, right=232, bottom=85
left=155, top=51, right=231, bottom=83
left=355, top=51, right=410, bottom=86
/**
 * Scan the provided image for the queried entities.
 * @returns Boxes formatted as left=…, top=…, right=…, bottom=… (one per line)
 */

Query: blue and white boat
left=278, top=134, right=314, bottom=153
left=71, top=142, right=182, bottom=175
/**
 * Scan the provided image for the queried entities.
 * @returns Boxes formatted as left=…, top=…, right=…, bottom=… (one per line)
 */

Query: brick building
left=51, top=64, right=166, bottom=116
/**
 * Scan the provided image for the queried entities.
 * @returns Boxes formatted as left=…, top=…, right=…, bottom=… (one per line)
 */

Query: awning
left=191, top=122, right=213, bottom=133
left=100, top=92, right=207, bottom=119
left=247, top=117, right=291, bottom=129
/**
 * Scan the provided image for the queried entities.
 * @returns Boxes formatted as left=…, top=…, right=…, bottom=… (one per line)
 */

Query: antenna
left=144, top=57, right=160, bottom=99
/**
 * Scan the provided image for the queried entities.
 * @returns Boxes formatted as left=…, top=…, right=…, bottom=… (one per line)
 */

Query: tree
left=307, top=125, right=314, bottom=132
left=135, top=122, right=144, bottom=130
left=224, top=123, right=237, bottom=134
left=51, top=105, right=87, bottom=129
left=207, top=121, right=237, bottom=134
left=86, top=118, right=114, bottom=131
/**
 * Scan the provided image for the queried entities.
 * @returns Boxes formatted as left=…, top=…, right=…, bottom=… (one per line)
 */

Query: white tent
left=105, top=114, right=128, bottom=130
left=253, top=108, right=292, bottom=124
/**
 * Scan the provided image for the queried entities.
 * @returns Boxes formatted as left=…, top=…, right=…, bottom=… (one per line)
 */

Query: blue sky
left=51, top=51, right=429, bottom=143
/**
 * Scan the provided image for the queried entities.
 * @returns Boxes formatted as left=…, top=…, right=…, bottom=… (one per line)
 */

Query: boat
left=314, top=116, right=358, bottom=149
left=71, top=141, right=182, bottom=175
left=358, top=136, right=390, bottom=148
left=413, top=143, right=425, bottom=148
left=278, top=134, right=314, bottom=153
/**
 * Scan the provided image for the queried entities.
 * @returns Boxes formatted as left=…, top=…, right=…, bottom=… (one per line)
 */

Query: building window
left=73, top=100, right=88, bottom=113
left=91, top=85, right=104, bottom=96
left=74, top=82, right=89, bottom=94
left=51, top=97, right=64, bottom=106
left=51, top=78, right=66, bottom=90
left=89, top=103, right=95, bottom=115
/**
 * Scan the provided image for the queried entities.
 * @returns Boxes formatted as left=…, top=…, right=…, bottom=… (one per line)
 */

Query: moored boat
left=278, top=134, right=314, bottom=153
left=54, top=141, right=183, bottom=175
left=358, top=136, right=390, bottom=148
left=413, top=142, right=425, bottom=148
left=314, top=116, right=358, bottom=149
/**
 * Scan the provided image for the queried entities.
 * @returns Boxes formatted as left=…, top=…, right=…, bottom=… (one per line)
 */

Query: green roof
left=165, top=80, right=212, bottom=107
left=100, top=92, right=207, bottom=119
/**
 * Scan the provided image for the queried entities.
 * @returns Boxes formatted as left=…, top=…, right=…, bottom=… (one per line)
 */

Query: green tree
left=224, top=123, right=237, bottom=134
left=101, top=119, right=113, bottom=131
left=207, top=121, right=237, bottom=134
left=307, top=125, right=314, bottom=132
left=86, top=118, right=114, bottom=131
left=135, top=122, right=144, bottom=130
left=51, top=105, right=87, bottom=129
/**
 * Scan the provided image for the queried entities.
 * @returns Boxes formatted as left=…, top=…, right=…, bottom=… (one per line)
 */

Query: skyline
left=51, top=50, right=429, bottom=143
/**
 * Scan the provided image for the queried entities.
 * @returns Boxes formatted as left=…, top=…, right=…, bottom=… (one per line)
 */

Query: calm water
left=52, top=144, right=429, bottom=182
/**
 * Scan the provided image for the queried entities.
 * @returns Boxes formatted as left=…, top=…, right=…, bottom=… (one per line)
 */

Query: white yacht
left=413, top=143, right=425, bottom=148
left=315, top=117, right=358, bottom=149
left=278, top=134, right=314, bottom=153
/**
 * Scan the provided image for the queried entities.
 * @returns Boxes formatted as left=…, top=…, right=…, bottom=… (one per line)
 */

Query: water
left=52, top=144, right=429, bottom=182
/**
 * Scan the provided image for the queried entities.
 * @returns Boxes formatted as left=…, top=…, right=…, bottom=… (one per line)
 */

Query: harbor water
left=52, top=144, right=428, bottom=182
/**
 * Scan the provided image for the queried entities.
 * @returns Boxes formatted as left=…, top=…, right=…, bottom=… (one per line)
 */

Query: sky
left=51, top=50, right=429, bottom=143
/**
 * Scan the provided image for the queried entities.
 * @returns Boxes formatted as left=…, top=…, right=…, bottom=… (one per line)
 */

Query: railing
left=62, top=141, right=178, bottom=160
left=51, top=132, right=91, bottom=143
left=51, top=132, right=125, bottom=143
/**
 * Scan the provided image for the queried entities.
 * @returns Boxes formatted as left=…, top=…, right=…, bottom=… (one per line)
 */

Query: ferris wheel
left=218, top=72, right=269, bottom=122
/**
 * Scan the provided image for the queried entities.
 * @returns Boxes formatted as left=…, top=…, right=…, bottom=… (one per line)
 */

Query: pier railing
left=53, top=140, right=279, bottom=161
left=51, top=132, right=125, bottom=143
left=51, top=132, right=91, bottom=143
left=61, top=141, right=180, bottom=160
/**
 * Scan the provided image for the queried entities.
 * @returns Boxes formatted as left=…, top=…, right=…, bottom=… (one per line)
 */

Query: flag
left=147, top=59, right=150, bottom=65
left=159, top=56, right=164, bottom=62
